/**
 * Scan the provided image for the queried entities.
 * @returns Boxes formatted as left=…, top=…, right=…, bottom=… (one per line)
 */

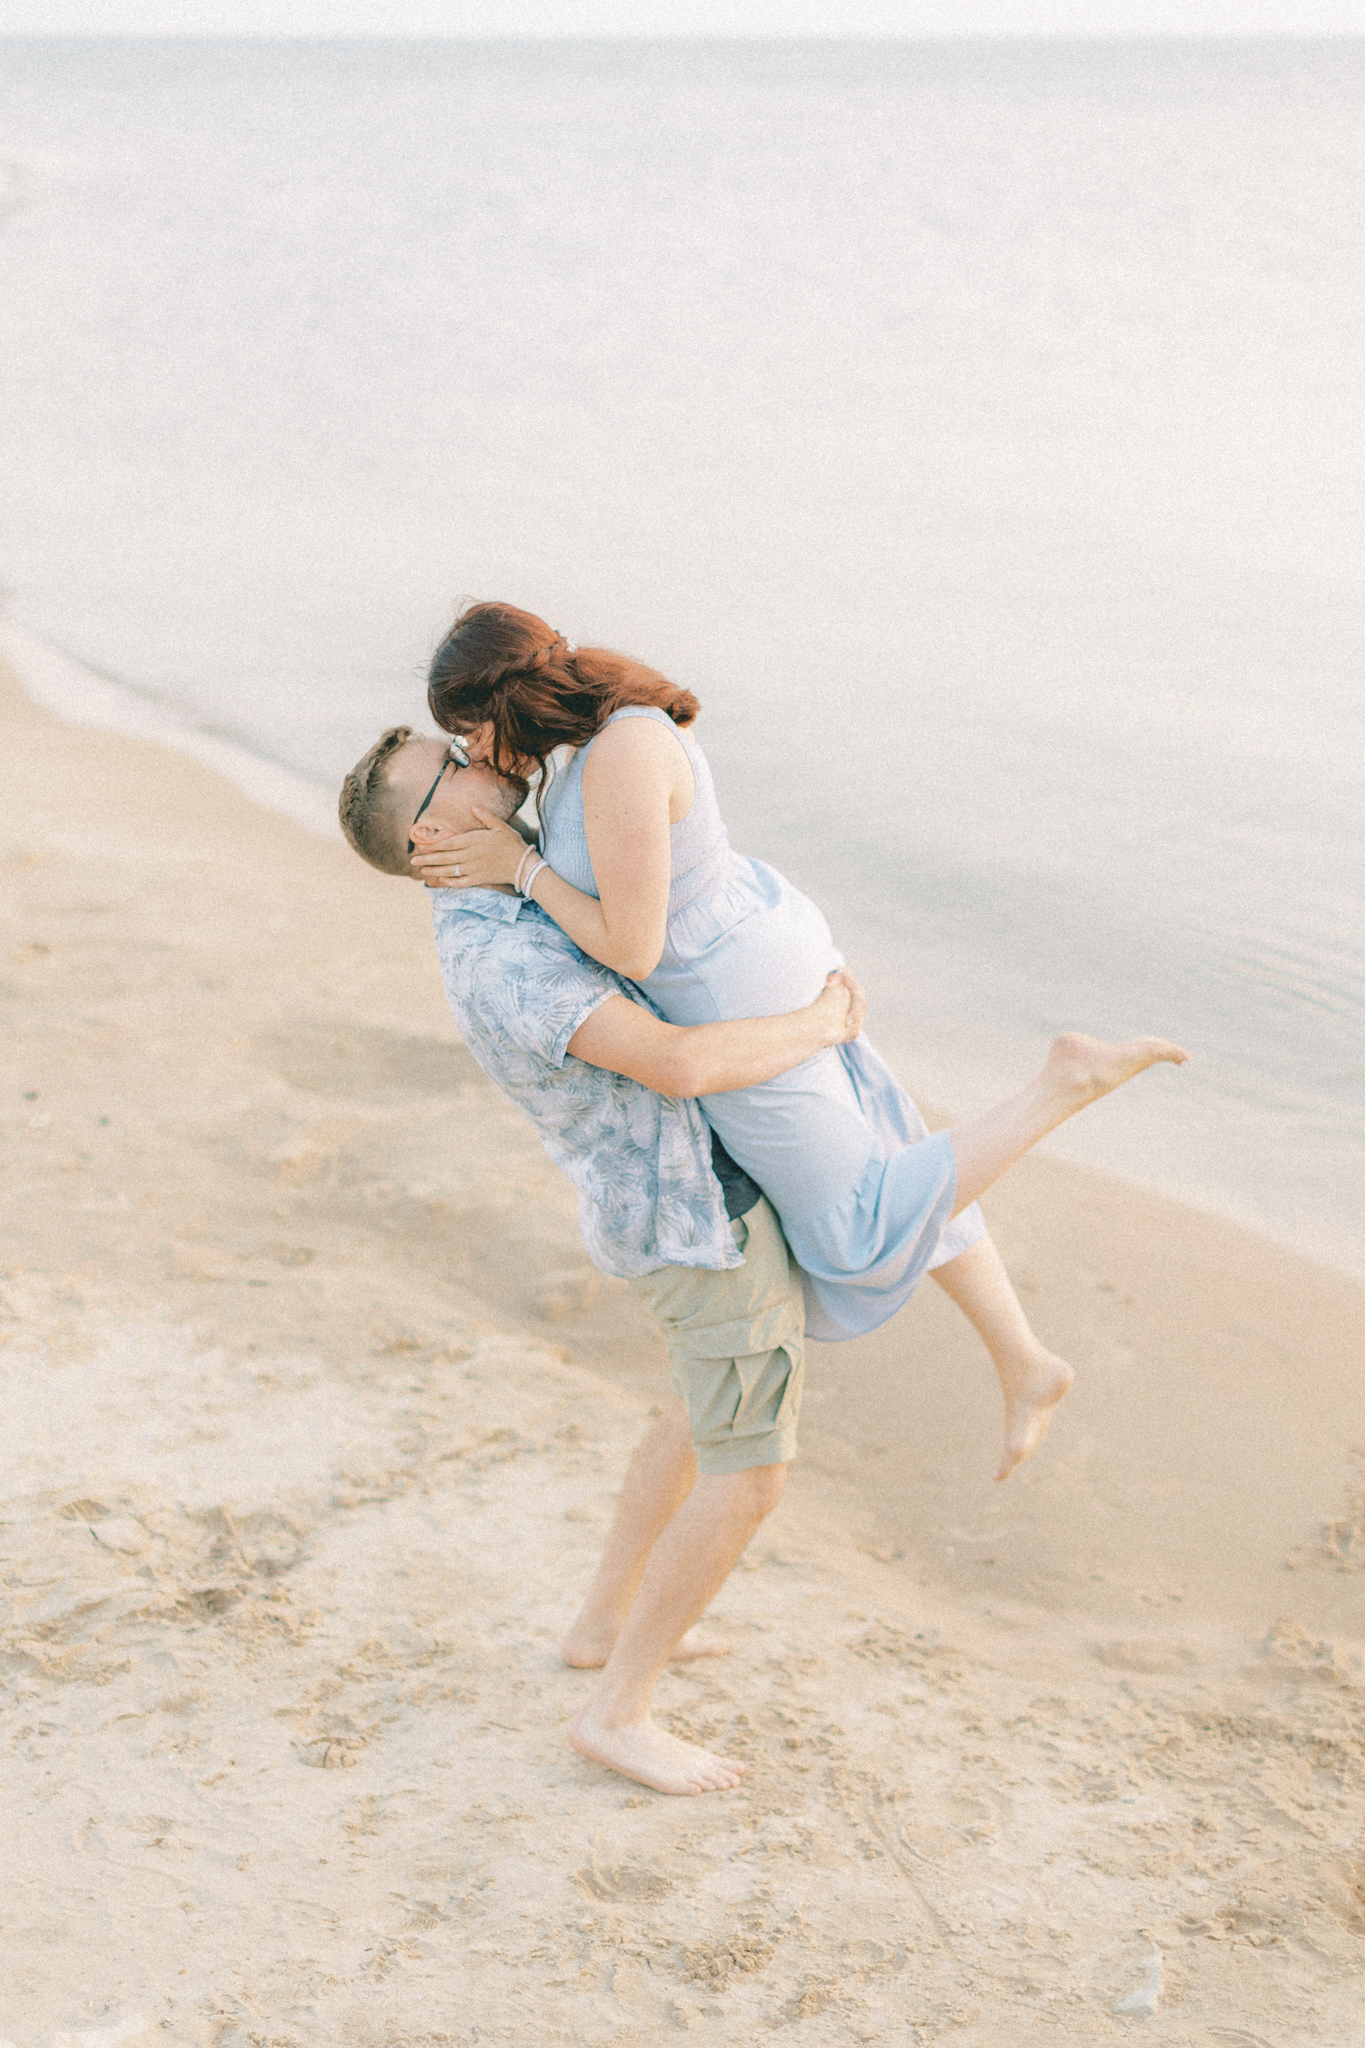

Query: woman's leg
left=949, top=1033, right=1188, bottom=1216
left=926, top=1034, right=1185, bottom=1479
left=931, top=1236, right=1074, bottom=1482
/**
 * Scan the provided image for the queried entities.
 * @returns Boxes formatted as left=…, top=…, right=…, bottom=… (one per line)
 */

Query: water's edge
left=10, top=609, right=1364, bottom=1301
left=1, top=615, right=343, bottom=842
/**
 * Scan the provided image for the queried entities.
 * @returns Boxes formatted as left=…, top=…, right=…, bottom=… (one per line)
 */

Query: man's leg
left=563, top=1194, right=803, bottom=1796
left=560, top=1397, right=733, bottom=1668
left=932, top=1236, right=1074, bottom=1482
left=567, top=1461, right=786, bottom=1796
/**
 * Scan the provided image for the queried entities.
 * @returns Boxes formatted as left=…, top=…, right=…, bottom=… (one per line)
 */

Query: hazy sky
left=3, top=0, right=1364, bottom=35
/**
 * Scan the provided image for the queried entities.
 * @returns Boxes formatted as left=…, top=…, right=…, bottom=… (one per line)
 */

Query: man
left=339, top=727, right=866, bottom=1797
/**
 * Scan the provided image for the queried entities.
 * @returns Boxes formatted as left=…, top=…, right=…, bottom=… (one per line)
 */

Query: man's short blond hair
left=338, top=724, right=415, bottom=877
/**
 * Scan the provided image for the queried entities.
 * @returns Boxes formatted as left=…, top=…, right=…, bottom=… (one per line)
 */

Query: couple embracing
left=339, top=600, right=1187, bottom=1798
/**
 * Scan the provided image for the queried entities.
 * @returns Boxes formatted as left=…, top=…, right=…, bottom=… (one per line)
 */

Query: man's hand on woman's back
left=816, top=968, right=867, bottom=1045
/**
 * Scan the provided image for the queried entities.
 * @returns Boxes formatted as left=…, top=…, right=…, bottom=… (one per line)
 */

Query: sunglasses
left=408, top=736, right=472, bottom=855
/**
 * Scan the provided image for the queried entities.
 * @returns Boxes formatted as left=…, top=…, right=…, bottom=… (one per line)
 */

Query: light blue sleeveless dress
left=538, top=706, right=987, bottom=1341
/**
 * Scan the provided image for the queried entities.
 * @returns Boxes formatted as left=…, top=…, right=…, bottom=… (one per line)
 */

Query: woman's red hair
left=427, top=602, right=699, bottom=783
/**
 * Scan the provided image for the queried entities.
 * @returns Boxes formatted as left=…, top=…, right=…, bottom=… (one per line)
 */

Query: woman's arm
left=409, top=718, right=689, bottom=979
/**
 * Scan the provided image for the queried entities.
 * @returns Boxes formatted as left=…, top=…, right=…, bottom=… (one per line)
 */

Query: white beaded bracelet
left=513, top=845, right=537, bottom=895
left=520, top=858, right=550, bottom=901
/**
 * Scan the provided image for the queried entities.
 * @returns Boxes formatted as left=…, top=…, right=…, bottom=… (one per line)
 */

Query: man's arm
left=566, top=971, right=866, bottom=1096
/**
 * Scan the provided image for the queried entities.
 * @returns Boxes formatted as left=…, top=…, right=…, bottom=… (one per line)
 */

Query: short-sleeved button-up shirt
left=429, top=888, right=743, bottom=1280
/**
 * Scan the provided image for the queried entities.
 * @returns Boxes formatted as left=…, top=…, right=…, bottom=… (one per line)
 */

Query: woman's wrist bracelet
left=520, top=858, right=550, bottom=901
left=513, top=846, right=536, bottom=895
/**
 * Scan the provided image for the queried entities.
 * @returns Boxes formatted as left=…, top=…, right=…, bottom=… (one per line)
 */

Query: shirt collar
left=430, top=886, right=527, bottom=926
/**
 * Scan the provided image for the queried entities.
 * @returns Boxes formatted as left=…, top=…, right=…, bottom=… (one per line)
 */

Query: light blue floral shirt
left=429, top=889, right=742, bottom=1279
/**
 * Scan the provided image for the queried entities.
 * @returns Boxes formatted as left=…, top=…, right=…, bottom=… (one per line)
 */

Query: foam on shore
left=0, top=615, right=343, bottom=843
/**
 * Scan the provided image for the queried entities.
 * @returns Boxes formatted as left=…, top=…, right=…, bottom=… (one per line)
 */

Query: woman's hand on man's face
left=409, top=807, right=531, bottom=890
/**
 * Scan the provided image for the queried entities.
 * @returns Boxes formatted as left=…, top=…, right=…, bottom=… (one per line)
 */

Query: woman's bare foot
left=568, top=1706, right=746, bottom=1795
left=1047, top=1032, right=1190, bottom=1106
left=994, top=1348, right=1075, bottom=1482
left=560, top=1622, right=730, bottom=1670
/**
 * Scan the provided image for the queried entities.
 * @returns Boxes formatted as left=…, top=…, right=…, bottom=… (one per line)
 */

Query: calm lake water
left=1, top=36, right=1362, bottom=1273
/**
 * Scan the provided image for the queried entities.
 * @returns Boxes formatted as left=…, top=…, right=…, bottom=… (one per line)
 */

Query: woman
left=414, top=602, right=1177, bottom=1480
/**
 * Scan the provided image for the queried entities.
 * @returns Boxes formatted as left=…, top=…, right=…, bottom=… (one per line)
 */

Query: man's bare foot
left=994, top=1348, right=1075, bottom=1482
left=568, top=1706, right=746, bottom=1795
left=560, top=1622, right=730, bottom=1670
left=1046, top=1032, right=1190, bottom=1106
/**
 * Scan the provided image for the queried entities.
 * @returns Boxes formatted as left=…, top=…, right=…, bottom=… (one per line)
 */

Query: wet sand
left=3, top=655, right=1363, bottom=2046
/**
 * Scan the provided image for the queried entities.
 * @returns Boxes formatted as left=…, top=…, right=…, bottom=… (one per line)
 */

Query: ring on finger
left=454, top=865, right=463, bottom=878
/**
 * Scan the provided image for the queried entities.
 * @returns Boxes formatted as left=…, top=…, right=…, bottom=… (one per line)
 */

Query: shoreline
left=5, top=612, right=1359, bottom=1294
left=4, top=650, right=1365, bottom=2041
left=0, top=614, right=343, bottom=843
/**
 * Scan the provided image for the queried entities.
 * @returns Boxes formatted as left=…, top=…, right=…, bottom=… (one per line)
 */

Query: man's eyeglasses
left=408, top=736, right=471, bottom=855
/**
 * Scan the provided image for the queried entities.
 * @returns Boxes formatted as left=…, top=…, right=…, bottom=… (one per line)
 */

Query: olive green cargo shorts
left=627, top=1194, right=805, bottom=1476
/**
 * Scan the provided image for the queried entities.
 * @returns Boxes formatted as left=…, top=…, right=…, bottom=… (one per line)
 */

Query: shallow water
left=1, top=36, right=1361, bottom=1272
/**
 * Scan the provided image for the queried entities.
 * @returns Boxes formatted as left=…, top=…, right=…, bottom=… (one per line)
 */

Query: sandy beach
left=3, top=653, right=1364, bottom=2047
